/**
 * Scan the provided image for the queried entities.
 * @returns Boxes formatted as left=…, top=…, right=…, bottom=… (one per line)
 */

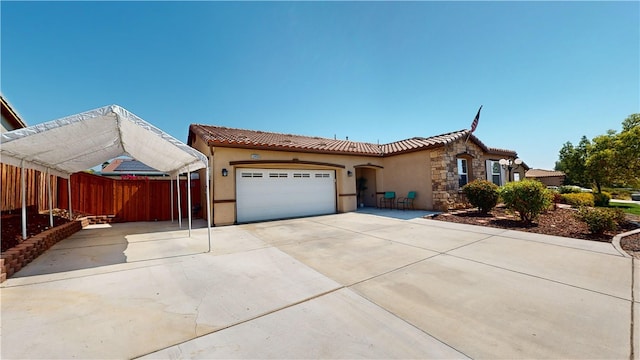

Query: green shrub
left=462, top=180, right=500, bottom=214
left=603, top=187, right=636, bottom=200
left=593, top=191, right=611, bottom=207
left=559, top=185, right=584, bottom=194
left=575, top=207, right=626, bottom=234
left=499, top=179, right=553, bottom=223
left=559, top=193, right=595, bottom=207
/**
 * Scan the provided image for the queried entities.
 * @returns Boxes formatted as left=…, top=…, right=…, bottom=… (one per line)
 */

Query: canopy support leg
left=67, top=175, right=73, bottom=220
left=187, top=170, right=192, bottom=237
left=20, top=161, right=27, bottom=240
left=176, top=175, right=182, bottom=228
left=47, top=169, right=53, bottom=228
left=170, top=177, right=174, bottom=223
left=205, top=166, right=212, bottom=252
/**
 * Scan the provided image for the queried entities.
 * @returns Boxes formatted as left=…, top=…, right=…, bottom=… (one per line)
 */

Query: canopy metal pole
left=176, top=175, right=182, bottom=228
left=170, top=176, right=174, bottom=223
left=67, top=175, right=73, bottom=219
left=205, top=166, right=212, bottom=252
left=47, top=169, right=53, bottom=227
left=187, top=170, right=192, bottom=237
left=20, top=160, right=27, bottom=240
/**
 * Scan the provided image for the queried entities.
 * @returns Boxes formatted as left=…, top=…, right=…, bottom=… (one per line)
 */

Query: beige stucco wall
left=191, top=134, right=515, bottom=225
left=380, top=151, right=433, bottom=210
left=511, top=167, right=527, bottom=182
left=191, top=137, right=390, bottom=226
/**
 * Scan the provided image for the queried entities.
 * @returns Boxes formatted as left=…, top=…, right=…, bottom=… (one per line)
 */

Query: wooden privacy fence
left=58, top=172, right=201, bottom=222
left=1, top=163, right=58, bottom=213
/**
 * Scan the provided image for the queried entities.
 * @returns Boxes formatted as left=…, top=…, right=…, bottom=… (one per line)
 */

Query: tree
left=622, top=113, right=640, bottom=131
left=585, top=131, right=617, bottom=193
left=555, top=114, right=640, bottom=190
left=617, top=114, right=640, bottom=187
left=555, top=136, right=590, bottom=187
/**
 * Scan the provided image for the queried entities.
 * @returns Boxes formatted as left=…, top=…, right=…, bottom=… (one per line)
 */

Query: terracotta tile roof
left=486, top=147, right=517, bottom=157
left=190, top=124, right=384, bottom=156
left=526, top=169, right=566, bottom=178
left=189, top=124, right=516, bottom=157
left=380, top=130, right=473, bottom=154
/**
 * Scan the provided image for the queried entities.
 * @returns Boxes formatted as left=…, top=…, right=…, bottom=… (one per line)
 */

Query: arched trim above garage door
left=354, top=163, right=384, bottom=169
left=229, top=159, right=345, bottom=169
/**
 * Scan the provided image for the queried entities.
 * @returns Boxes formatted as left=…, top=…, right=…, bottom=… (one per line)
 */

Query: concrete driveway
left=1, top=212, right=637, bottom=359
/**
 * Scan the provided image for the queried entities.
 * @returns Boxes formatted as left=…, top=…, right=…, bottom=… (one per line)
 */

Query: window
left=513, top=173, right=520, bottom=181
left=458, top=158, right=468, bottom=187
left=491, top=161, right=501, bottom=186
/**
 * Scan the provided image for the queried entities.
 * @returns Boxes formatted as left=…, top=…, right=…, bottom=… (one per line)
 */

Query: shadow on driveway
left=10, top=219, right=210, bottom=278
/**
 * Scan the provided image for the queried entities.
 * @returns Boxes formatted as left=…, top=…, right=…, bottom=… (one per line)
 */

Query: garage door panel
left=236, top=169, right=336, bottom=223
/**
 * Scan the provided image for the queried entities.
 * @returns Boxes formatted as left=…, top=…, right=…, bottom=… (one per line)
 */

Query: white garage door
left=236, top=168, right=336, bottom=223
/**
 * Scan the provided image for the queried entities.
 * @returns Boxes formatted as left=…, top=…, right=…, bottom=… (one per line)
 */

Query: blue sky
left=2, top=1, right=638, bottom=170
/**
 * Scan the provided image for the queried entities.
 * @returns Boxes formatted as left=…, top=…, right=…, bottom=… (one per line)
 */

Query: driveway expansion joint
left=631, top=257, right=636, bottom=360
left=133, top=285, right=346, bottom=359
left=449, top=252, right=633, bottom=302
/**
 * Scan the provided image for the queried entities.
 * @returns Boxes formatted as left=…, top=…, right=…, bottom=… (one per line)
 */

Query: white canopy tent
left=0, top=104, right=212, bottom=250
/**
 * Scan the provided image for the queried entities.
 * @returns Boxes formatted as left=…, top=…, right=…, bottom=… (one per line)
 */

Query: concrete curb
left=612, top=228, right=640, bottom=258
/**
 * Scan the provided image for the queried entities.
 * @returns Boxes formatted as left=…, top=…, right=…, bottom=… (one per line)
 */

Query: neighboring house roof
left=526, top=169, right=566, bottom=178
left=101, top=158, right=162, bottom=175
left=1, top=96, right=27, bottom=131
left=189, top=124, right=517, bottom=157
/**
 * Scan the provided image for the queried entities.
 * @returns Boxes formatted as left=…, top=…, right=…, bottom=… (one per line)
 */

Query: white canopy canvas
left=0, top=104, right=207, bottom=178
left=0, top=104, right=211, bottom=249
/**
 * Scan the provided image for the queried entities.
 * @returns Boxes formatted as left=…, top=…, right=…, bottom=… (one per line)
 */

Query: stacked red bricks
left=1, top=221, right=82, bottom=282
left=87, top=215, right=119, bottom=225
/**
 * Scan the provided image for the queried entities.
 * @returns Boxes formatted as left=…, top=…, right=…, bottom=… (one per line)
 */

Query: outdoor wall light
left=221, top=168, right=229, bottom=177
left=347, top=170, right=353, bottom=177
left=498, top=158, right=523, bottom=182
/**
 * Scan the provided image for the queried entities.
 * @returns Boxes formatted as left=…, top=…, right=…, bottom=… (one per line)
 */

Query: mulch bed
left=1, top=210, right=75, bottom=252
left=620, top=233, right=640, bottom=259
left=430, top=206, right=640, bottom=258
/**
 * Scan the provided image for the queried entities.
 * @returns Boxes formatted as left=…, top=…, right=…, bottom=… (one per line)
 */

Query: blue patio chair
left=397, top=191, right=416, bottom=210
left=378, top=191, right=396, bottom=209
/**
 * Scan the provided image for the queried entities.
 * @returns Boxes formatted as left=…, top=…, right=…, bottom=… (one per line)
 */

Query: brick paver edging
left=0, top=220, right=83, bottom=283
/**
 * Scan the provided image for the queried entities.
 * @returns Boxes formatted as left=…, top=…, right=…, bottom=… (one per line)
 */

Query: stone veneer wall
left=430, top=139, right=486, bottom=211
